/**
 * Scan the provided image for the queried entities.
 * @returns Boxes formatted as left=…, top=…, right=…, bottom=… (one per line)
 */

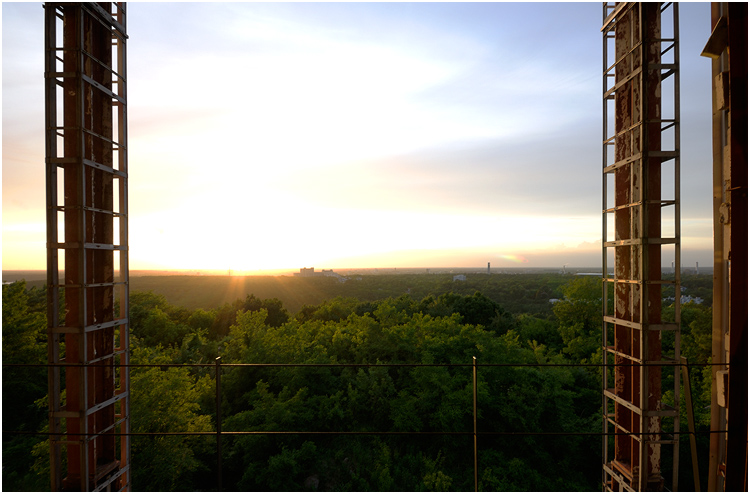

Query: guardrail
left=3, top=359, right=727, bottom=491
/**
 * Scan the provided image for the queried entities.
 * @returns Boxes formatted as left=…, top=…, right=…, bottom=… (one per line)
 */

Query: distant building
left=323, top=269, right=348, bottom=282
left=294, top=267, right=347, bottom=282
left=453, top=274, right=466, bottom=282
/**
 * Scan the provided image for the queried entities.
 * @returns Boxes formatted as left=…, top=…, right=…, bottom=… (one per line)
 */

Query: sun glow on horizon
left=498, top=254, right=529, bottom=264
left=2, top=3, right=715, bottom=273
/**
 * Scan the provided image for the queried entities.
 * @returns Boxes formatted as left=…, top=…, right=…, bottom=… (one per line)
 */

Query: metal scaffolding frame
left=601, top=3, right=681, bottom=491
left=44, top=2, right=130, bottom=490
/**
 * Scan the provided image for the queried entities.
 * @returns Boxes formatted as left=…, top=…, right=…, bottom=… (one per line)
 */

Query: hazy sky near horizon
left=3, top=2, right=714, bottom=272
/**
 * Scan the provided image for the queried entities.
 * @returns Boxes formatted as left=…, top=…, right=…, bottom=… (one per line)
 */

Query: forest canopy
left=2, top=273, right=713, bottom=491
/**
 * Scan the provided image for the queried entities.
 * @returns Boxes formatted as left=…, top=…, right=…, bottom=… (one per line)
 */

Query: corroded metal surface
left=602, top=2, right=680, bottom=491
left=45, top=2, right=130, bottom=490
left=704, top=3, right=748, bottom=491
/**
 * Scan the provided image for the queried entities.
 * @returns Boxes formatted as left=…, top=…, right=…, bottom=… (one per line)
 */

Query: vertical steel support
left=115, top=4, right=132, bottom=490
left=216, top=356, right=223, bottom=492
left=601, top=3, right=681, bottom=491
left=701, top=3, right=749, bottom=491
left=44, top=6, right=63, bottom=490
left=45, top=2, right=130, bottom=490
left=473, top=356, right=478, bottom=493
left=681, top=357, right=701, bottom=491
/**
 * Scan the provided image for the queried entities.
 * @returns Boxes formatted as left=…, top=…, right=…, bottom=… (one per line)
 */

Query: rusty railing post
left=473, top=356, right=478, bottom=492
left=215, top=356, right=222, bottom=491
left=681, top=357, right=701, bottom=491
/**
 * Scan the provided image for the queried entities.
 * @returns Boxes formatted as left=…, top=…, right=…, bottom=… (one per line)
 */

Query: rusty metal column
left=44, top=5, right=64, bottom=489
left=636, top=5, right=665, bottom=490
left=473, top=356, right=478, bottom=492
left=113, top=4, right=132, bottom=490
left=45, top=2, right=130, bottom=491
left=216, top=356, right=223, bottom=491
left=601, top=3, right=681, bottom=491
left=721, top=1, right=748, bottom=478
left=701, top=3, right=749, bottom=491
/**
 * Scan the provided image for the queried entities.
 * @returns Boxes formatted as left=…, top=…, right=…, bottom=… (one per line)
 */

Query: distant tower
left=487, top=262, right=491, bottom=275
left=695, top=262, right=699, bottom=275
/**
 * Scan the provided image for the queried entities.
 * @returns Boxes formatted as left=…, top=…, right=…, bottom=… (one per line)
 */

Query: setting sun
left=3, top=3, right=713, bottom=272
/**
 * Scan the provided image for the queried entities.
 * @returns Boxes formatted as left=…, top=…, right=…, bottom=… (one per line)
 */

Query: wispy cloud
left=2, top=2, right=716, bottom=270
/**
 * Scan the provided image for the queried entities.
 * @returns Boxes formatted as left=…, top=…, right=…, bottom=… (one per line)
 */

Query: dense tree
left=553, top=276, right=602, bottom=362
left=3, top=274, right=714, bottom=491
left=210, top=294, right=290, bottom=339
left=188, top=307, right=216, bottom=331
left=2, top=282, right=49, bottom=491
left=213, top=292, right=604, bottom=490
left=515, top=313, right=563, bottom=352
left=295, top=297, right=361, bottom=323
left=129, top=343, right=214, bottom=491
left=662, top=301, right=713, bottom=490
left=129, top=291, right=170, bottom=327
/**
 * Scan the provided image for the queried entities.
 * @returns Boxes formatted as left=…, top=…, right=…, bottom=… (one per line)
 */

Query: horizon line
left=3, top=265, right=713, bottom=275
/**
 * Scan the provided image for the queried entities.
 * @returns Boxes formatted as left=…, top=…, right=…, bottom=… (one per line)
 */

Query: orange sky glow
left=3, top=3, right=714, bottom=273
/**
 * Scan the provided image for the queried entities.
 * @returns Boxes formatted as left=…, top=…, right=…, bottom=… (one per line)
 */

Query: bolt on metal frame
left=44, top=2, right=130, bottom=490
left=601, top=2, right=681, bottom=491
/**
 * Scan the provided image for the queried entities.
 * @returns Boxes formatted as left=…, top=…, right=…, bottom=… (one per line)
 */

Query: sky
left=3, top=2, right=715, bottom=273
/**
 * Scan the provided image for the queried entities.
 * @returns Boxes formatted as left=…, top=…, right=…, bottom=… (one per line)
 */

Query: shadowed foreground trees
left=2, top=282, right=48, bottom=491
left=129, top=345, right=214, bottom=490
left=2, top=275, right=713, bottom=491
left=132, top=290, right=600, bottom=490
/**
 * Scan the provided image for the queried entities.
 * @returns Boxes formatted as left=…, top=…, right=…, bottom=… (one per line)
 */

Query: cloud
left=1, top=2, right=717, bottom=270
left=282, top=126, right=601, bottom=220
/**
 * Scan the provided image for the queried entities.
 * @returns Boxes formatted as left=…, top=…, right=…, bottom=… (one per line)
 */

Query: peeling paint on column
left=602, top=3, right=678, bottom=490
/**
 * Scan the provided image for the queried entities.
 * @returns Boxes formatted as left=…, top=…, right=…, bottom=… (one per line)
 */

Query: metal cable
left=2, top=430, right=728, bottom=437
left=1, top=361, right=729, bottom=368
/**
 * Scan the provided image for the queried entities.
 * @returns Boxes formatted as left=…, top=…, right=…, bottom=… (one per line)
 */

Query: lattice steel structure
left=601, top=3, right=681, bottom=491
left=44, top=2, right=130, bottom=490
